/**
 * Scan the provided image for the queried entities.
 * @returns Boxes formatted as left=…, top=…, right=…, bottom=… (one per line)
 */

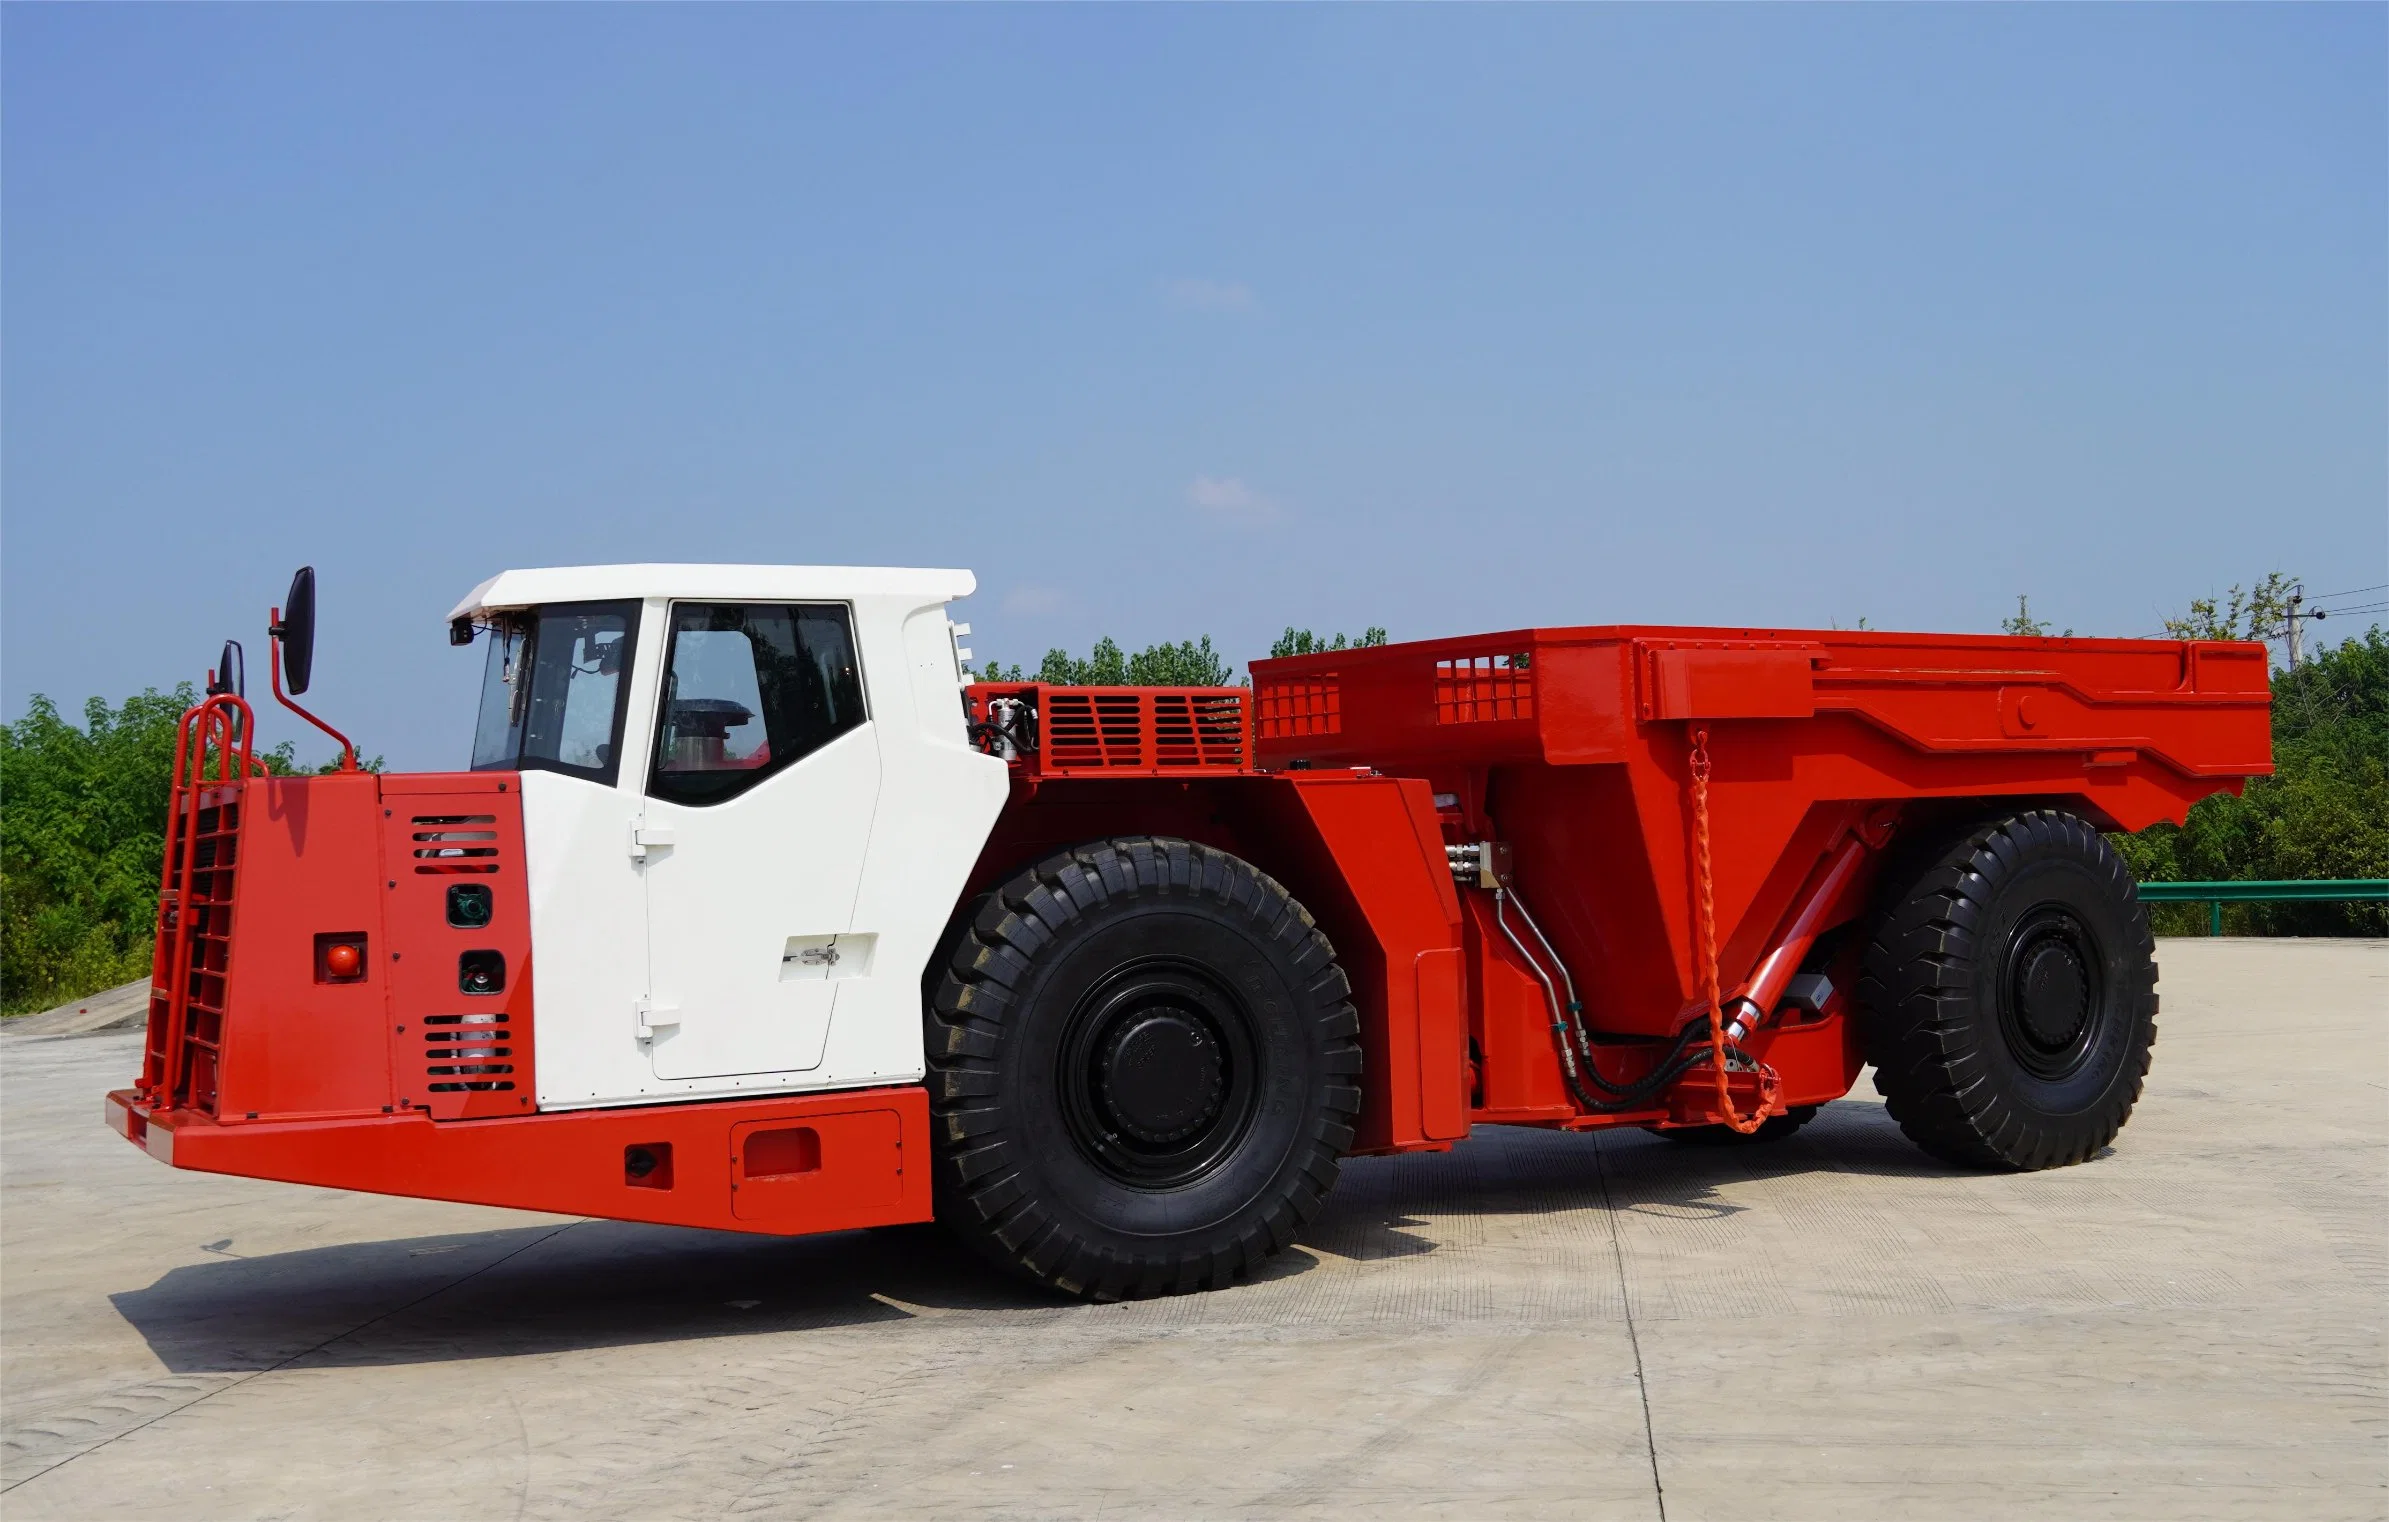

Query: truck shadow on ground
left=113, top=1097, right=1970, bottom=1374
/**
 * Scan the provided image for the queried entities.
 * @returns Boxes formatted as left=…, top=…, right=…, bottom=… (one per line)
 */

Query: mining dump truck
left=110, top=565, right=2272, bottom=1299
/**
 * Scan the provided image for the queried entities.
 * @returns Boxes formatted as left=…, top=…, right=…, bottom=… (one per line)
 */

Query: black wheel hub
left=1058, top=960, right=1259, bottom=1189
left=1999, top=908, right=2103, bottom=1080
left=1097, top=1008, right=1226, bottom=1144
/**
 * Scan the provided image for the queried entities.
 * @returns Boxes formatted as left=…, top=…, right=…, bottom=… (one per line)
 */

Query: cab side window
left=649, top=603, right=867, bottom=806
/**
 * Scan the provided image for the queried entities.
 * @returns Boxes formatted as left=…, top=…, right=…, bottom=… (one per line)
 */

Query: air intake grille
left=1043, top=692, right=1148, bottom=768
left=1039, top=689, right=1253, bottom=771
left=967, top=684, right=1254, bottom=776
left=421, top=1012, right=516, bottom=1093
left=411, top=815, right=500, bottom=875
left=1150, top=692, right=1248, bottom=767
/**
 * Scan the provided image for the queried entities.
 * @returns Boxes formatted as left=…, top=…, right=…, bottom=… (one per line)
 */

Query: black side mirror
left=207, top=640, right=245, bottom=699
left=276, top=566, right=317, bottom=695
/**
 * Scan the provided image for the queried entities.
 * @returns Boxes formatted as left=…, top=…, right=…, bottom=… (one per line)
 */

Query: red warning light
left=315, top=933, right=368, bottom=984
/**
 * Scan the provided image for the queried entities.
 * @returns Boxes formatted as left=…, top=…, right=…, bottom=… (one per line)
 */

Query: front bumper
left=105, top=1085, right=934, bottom=1237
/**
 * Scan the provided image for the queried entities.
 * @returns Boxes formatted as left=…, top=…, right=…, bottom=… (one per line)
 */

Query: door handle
left=629, top=824, right=676, bottom=860
left=636, top=998, right=681, bottom=1038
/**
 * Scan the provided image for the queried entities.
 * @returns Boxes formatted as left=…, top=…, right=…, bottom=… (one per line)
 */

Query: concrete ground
left=2, top=939, right=2381, bottom=1521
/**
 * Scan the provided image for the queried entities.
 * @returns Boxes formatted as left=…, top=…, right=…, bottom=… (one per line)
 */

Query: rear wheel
left=1858, top=809, right=2157, bottom=1170
left=925, top=838, right=1361, bottom=1300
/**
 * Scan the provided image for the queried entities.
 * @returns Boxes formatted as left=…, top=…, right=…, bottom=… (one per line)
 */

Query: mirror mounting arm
left=268, top=605, right=359, bottom=772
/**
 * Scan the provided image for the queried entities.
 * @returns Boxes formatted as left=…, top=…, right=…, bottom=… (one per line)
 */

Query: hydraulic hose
left=1495, top=888, right=1599, bottom=1074
left=1493, top=886, right=1722, bottom=1113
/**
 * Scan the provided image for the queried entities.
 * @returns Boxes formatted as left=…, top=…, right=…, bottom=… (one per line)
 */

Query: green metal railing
left=2136, top=879, right=2389, bottom=936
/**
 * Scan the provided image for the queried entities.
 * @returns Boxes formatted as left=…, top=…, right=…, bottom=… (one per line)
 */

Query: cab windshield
left=470, top=601, right=641, bottom=785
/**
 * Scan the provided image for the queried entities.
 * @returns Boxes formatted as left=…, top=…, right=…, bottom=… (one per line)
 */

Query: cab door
left=638, top=601, right=881, bottom=1081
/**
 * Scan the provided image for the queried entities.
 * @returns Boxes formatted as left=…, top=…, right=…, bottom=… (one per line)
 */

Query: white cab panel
left=831, top=601, right=1012, bottom=1080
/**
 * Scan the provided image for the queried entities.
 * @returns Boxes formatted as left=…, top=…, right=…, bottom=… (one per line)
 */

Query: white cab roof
left=448, top=564, right=977, bottom=622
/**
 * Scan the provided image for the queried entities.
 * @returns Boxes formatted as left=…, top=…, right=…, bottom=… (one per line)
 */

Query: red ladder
left=139, top=695, right=258, bottom=1114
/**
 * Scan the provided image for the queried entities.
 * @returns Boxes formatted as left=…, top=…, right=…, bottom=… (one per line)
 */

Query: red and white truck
left=111, top=565, right=2272, bottom=1299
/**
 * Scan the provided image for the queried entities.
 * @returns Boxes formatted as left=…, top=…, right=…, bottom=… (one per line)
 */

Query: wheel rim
left=1997, top=905, right=2104, bottom=1081
left=1056, top=957, right=1262, bottom=1189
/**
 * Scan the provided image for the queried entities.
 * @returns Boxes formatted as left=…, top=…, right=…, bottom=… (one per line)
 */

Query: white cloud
left=1003, top=585, right=1064, bottom=615
left=1163, top=277, right=1256, bottom=313
left=1187, top=476, right=1278, bottom=523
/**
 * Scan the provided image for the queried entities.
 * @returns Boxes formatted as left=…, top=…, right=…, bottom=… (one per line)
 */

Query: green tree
left=1125, top=637, right=1233, bottom=687
left=973, top=635, right=1236, bottom=687
left=1269, top=626, right=1388, bottom=659
left=2162, top=572, right=2296, bottom=649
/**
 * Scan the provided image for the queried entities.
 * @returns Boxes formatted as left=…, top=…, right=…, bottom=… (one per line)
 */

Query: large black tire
left=925, top=838, right=1362, bottom=1300
left=1651, top=1106, right=1819, bottom=1146
left=1858, top=808, right=2157, bottom=1170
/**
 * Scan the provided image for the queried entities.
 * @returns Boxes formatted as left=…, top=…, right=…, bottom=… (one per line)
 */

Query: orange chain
left=1688, top=727, right=1766, bottom=1135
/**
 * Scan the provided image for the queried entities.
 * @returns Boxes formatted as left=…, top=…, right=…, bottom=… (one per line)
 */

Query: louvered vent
left=422, top=1012, right=515, bottom=1093
left=1150, top=692, right=1248, bottom=767
left=412, top=814, right=500, bottom=875
left=1043, top=691, right=1150, bottom=768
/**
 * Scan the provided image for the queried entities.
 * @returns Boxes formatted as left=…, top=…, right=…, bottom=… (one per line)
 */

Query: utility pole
left=2284, top=582, right=2329, bottom=670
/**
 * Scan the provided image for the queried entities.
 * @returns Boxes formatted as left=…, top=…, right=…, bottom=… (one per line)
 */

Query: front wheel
left=1858, top=809, right=2157, bottom=1170
left=925, top=838, right=1362, bottom=1300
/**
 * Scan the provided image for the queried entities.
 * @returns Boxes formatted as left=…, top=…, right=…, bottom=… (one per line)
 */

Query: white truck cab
left=447, top=564, right=1010, bottom=1111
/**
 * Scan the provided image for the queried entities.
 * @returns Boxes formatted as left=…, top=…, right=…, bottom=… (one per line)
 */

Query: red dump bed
left=1247, top=626, right=2270, bottom=1043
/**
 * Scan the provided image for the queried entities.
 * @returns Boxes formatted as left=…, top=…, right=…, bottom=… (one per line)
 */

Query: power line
left=2308, top=582, right=2387, bottom=601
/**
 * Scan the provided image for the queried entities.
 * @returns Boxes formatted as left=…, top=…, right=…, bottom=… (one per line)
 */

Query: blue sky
left=6, top=5, right=2383, bottom=770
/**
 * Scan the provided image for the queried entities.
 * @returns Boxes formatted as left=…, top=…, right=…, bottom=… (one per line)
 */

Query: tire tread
left=926, top=837, right=1361, bottom=1299
left=1859, top=809, right=2157, bottom=1171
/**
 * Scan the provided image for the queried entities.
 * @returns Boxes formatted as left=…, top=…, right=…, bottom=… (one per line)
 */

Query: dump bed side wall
left=1258, top=626, right=2272, bottom=800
